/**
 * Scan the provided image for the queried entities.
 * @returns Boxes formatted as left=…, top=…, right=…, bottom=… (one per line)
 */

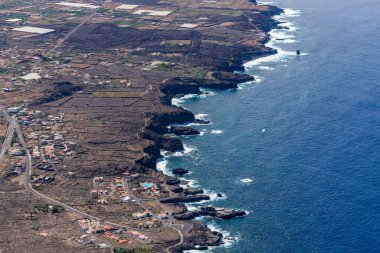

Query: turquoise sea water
left=159, top=0, right=380, bottom=252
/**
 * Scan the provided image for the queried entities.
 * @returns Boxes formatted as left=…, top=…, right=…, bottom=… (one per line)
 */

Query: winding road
left=123, top=178, right=185, bottom=252
left=1, top=109, right=182, bottom=251
left=0, top=107, right=15, bottom=164
left=1, top=1, right=184, bottom=251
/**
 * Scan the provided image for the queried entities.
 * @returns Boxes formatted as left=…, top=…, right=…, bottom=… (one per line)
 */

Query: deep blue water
left=162, top=0, right=380, bottom=252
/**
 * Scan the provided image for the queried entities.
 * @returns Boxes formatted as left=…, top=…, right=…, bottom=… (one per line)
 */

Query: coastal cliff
left=0, top=0, right=284, bottom=252
left=135, top=6, right=284, bottom=252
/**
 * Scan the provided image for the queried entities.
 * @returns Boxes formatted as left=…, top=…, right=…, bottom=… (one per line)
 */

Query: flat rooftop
left=180, top=23, right=199, bottom=28
left=12, top=26, right=55, bottom=34
left=133, top=9, right=173, bottom=17
left=6, top=18, right=22, bottom=22
left=20, top=73, right=41, bottom=80
left=116, top=4, right=140, bottom=10
left=55, top=2, right=99, bottom=9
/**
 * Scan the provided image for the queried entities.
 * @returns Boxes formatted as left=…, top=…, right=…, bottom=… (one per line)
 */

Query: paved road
left=123, top=178, right=185, bottom=252
left=2, top=2, right=124, bottom=252
left=30, top=0, right=112, bottom=73
left=3, top=1, right=182, bottom=251
left=0, top=107, right=15, bottom=164
left=11, top=119, right=126, bottom=230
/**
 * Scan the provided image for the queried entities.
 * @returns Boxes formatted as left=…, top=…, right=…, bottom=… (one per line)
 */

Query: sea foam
left=244, top=7, right=302, bottom=71
left=240, top=178, right=254, bottom=183
left=211, top=129, right=224, bottom=135
left=184, top=218, right=239, bottom=253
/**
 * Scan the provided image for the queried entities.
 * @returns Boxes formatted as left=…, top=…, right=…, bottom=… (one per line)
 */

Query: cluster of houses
left=8, top=108, right=82, bottom=177
left=133, top=181, right=163, bottom=198
left=92, top=177, right=109, bottom=204
left=132, top=210, right=152, bottom=220
left=6, top=107, right=78, bottom=164
left=91, top=174, right=140, bottom=206
left=31, top=174, right=55, bottom=189
left=135, top=217, right=162, bottom=229
left=8, top=146, right=26, bottom=157
left=7, top=162, right=26, bottom=177
left=74, top=234, right=95, bottom=246
left=78, top=219, right=149, bottom=244
left=79, top=219, right=117, bottom=234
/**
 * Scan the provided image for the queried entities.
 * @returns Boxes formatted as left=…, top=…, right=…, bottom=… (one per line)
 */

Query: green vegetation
left=33, top=185, right=43, bottom=191
left=113, top=248, right=151, bottom=253
left=92, top=91, right=142, bottom=98
left=156, top=63, right=175, bottom=71
left=192, top=68, right=208, bottom=79
left=0, top=68, right=16, bottom=75
left=72, top=145, right=88, bottom=154
left=166, top=40, right=192, bottom=45
left=202, top=40, right=234, bottom=46
left=10, top=132, right=18, bottom=146
left=0, top=136, right=5, bottom=144
left=42, top=55, right=71, bottom=64
left=97, top=8, right=109, bottom=13
left=33, top=204, right=65, bottom=214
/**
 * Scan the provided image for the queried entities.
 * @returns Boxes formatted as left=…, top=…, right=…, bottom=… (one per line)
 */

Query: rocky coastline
left=0, top=1, right=291, bottom=252
left=135, top=7, right=284, bottom=252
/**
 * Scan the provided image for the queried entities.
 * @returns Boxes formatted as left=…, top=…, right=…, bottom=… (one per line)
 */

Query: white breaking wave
left=181, top=179, right=200, bottom=188
left=240, top=178, right=254, bottom=183
left=271, top=30, right=296, bottom=39
left=277, top=20, right=300, bottom=32
left=195, top=113, right=209, bottom=120
left=156, top=157, right=172, bottom=176
left=165, top=144, right=197, bottom=158
left=172, top=90, right=215, bottom=106
left=254, top=76, right=265, bottom=83
left=205, top=189, right=227, bottom=201
left=257, top=66, right=275, bottom=71
left=243, top=6, right=302, bottom=71
left=172, top=6, right=303, bottom=253
left=282, top=8, right=301, bottom=17
left=157, top=145, right=197, bottom=175
left=199, top=88, right=216, bottom=97
left=184, top=219, right=239, bottom=253
left=257, top=1, right=276, bottom=5
left=172, top=94, right=199, bottom=106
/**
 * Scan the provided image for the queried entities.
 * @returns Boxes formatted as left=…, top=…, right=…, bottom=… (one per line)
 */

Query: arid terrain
left=0, top=0, right=282, bottom=252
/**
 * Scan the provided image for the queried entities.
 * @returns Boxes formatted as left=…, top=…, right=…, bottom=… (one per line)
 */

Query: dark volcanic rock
left=173, top=211, right=197, bottom=220
left=148, top=108, right=195, bottom=126
left=170, top=126, right=200, bottom=136
left=161, top=82, right=201, bottom=104
left=184, top=188, right=204, bottom=195
left=194, top=119, right=211, bottom=125
left=199, top=206, right=247, bottom=219
left=170, top=186, right=184, bottom=193
left=215, top=210, right=247, bottom=219
left=172, top=168, right=190, bottom=175
left=179, top=222, right=223, bottom=251
left=166, top=176, right=181, bottom=185
left=195, top=245, right=209, bottom=250
left=146, top=120, right=169, bottom=135
left=141, top=129, right=183, bottom=152
left=32, top=81, right=82, bottom=105
left=135, top=154, right=158, bottom=169
left=175, top=207, right=247, bottom=221
left=211, top=71, right=254, bottom=83
left=160, top=194, right=210, bottom=203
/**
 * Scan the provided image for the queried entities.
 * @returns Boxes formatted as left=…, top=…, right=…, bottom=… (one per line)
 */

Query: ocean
left=159, top=0, right=380, bottom=252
